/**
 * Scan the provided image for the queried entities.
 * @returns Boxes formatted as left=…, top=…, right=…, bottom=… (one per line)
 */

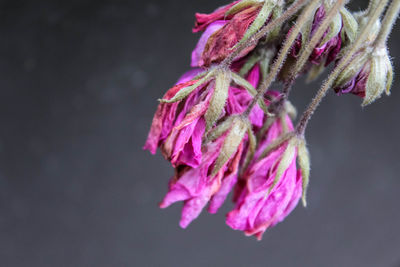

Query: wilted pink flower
left=192, top=1, right=264, bottom=67
left=290, top=6, right=342, bottom=66
left=159, top=131, right=244, bottom=228
left=143, top=69, right=207, bottom=168
left=226, top=115, right=302, bottom=240
left=144, top=65, right=263, bottom=168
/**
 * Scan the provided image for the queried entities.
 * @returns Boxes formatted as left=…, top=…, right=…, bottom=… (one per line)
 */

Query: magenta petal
left=208, top=143, right=243, bottom=214
left=246, top=64, right=260, bottom=88
left=208, top=173, right=238, bottom=214
left=159, top=183, right=191, bottom=209
left=276, top=170, right=302, bottom=224
left=249, top=157, right=297, bottom=234
left=191, top=20, right=227, bottom=67
left=249, top=105, right=264, bottom=128
left=180, top=195, right=210, bottom=228
left=173, top=118, right=206, bottom=168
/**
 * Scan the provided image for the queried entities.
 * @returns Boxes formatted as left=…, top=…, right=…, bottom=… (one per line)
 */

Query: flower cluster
left=144, top=0, right=397, bottom=239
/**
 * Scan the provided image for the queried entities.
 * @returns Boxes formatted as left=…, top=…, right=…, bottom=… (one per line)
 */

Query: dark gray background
left=0, top=0, right=399, bottom=266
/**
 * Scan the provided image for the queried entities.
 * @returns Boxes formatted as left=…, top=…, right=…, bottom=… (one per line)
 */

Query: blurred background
left=0, top=0, right=399, bottom=266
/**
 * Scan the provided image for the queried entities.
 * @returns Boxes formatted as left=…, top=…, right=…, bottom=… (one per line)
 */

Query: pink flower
left=143, top=69, right=207, bottom=168
left=290, top=6, right=342, bottom=66
left=144, top=65, right=263, bottom=168
left=226, top=115, right=302, bottom=240
left=192, top=2, right=264, bottom=67
left=160, top=129, right=244, bottom=228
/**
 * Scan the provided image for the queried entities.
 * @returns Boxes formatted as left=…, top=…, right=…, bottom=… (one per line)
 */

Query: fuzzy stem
left=296, top=0, right=390, bottom=136
left=243, top=0, right=321, bottom=117
left=367, top=0, right=382, bottom=17
left=222, top=0, right=311, bottom=67
left=374, top=0, right=400, bottom=48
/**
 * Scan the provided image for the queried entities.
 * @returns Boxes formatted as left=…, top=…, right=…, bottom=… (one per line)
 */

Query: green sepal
left=267, top=138, right=296, bottom=194
left=159, top=71, right=214, bottom=103
left=385, top=59, right=393, bottom=96
left=362, top=50, right=388, bottom=106
left=205, top=69, right=231, bottom=131
left=297, top=138, right=310, bottom=207
left=340, top=7, right=358, bottom=43
left=225, top=0, right=262, bottom=17
left=211, top=117, right=248, bottom=177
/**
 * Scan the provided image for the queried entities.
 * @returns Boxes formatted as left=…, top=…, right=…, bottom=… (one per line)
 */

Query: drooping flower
left=143, top=68, right=208, bottom=168
left=226, top=114, right=303, bottom=240
left=159, top=116, right=248, bottom=228
left=192, top=0, right=280, bottom=67
left=144, top=64, right=264, bottom=168
left=333, top=46, right=393, bottom=106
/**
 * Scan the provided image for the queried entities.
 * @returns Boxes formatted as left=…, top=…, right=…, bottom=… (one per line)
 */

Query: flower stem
left=243, top=0, right=321, bottom=117
left=222, top=0, right=310, bottom=67
left=367, top=0, right=382, bottom=17
left=295, top=0, right=390, bottom=136
left=374, top=0, right=400, bottom=48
